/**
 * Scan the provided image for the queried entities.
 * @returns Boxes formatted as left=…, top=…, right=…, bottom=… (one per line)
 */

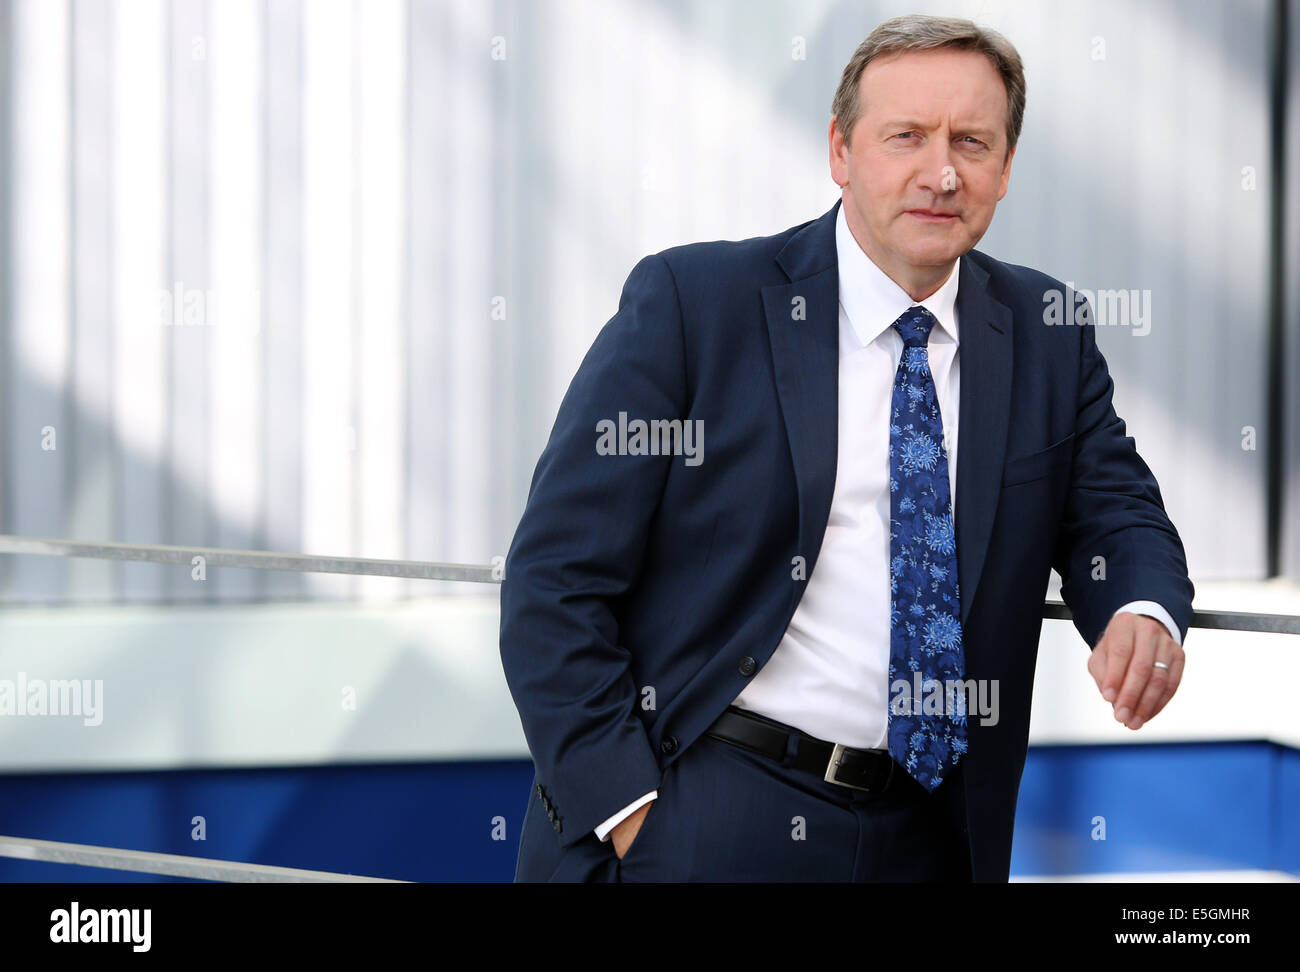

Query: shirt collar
left=835, top=200, right=961, bottom=349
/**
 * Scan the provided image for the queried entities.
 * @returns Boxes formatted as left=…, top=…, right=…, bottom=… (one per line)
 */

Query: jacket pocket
left=1001, top=432, right=1075, bottom=487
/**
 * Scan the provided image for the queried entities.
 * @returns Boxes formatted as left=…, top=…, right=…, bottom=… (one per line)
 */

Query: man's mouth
left=905, top=209, right=960, bottom=223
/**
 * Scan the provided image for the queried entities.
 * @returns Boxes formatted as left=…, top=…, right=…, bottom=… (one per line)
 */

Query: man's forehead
left=860, top=48, right=1006, bottom=111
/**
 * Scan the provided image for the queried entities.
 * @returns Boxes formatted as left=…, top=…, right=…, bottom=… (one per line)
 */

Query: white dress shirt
left=594, top=203, right=1181, bottom=841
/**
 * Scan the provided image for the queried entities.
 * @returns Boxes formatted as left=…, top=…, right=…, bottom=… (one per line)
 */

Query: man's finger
left=1148, top=648, right=1185, bottom=720
left=1112, top=624, right=1157, bottom=726
left=1130, top=641, right=1177, bottom=726
left=1087, top=639, right=1107, bottom=692
left=1101, top=618, right=1136, bottom=703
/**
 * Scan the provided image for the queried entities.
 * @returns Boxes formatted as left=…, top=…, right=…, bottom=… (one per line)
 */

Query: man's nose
left=915, top=142, right=960, bottom=194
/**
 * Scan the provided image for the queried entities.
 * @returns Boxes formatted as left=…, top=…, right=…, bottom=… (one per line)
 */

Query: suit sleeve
left=1051, top=297, right=1195, bottom=649
left=498, top=252, right=685, bottom=846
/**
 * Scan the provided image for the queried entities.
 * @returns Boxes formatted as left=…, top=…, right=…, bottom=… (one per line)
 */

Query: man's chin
left=897, top=243, right=967, bottom=269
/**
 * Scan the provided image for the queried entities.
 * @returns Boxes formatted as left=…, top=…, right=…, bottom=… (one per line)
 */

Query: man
left=499, top=14, right=1193, bottom=882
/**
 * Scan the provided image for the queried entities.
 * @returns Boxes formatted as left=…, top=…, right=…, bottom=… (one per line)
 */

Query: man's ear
left=828, top=116, right=849, bottom=185
left=996, top=143, right=1017, bottom=201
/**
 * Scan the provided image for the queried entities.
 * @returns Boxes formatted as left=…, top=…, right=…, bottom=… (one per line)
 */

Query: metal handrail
left=0, top=534, right=496, bottom=583
left=1042, top=599, right=1300, bottom=635
left=1, top=533, right=1296, bottom=634
left=0, top=834, right=404, bottom=882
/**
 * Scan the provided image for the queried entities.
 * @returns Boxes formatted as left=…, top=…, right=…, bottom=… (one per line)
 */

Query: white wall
left=0, top=579, right=1296, bottom=772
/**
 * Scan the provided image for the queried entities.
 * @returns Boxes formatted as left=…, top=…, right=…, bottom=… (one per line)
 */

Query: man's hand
left=610, top=800, right=656, bottom=859
left=1088, top=613, right=1184, bottom=729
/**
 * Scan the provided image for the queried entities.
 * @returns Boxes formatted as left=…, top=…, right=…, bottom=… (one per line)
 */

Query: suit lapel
left=762, top=199, right=1014, bottom=628
left=763, top=203, right=841, bottom=615
left=952, top=256, right=1013, bottom=627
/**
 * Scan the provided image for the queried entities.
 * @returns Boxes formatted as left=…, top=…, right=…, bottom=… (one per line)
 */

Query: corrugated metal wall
left=1284, top=0, right=1300, bottom=580
left=0, top=0, right=1292, bottom=606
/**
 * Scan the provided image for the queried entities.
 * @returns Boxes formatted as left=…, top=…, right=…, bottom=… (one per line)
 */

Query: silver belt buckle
left=823, top=742, right=894, bottom=792
left=824, top=742, right=867, bottom=791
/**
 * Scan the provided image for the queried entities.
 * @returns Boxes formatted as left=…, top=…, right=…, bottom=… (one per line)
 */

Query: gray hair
left=831, top=14, right=1027, bottom=154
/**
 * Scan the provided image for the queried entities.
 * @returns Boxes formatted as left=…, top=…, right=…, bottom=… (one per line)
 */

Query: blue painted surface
left=1011, top=741, right=1297, bottom=876
left=1278, top=746, right=1300, bottom=875
left=0, top=760, right=535, bottom=882
left=0, top=742, right=1295, bottom=881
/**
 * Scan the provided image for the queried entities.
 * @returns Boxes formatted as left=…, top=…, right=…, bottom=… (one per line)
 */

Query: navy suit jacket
left=499, top=198, right=1194, bottom=882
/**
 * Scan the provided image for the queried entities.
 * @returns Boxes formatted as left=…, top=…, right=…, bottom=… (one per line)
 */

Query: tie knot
left=892, top=306, right=937, bottom=349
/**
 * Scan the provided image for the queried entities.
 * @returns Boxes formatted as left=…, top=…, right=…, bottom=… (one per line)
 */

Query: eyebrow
left=879, top=120, right=1000, bottom=141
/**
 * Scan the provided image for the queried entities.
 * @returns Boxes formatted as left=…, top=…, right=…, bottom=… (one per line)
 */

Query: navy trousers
left=519, top=715, right=973, bottom=882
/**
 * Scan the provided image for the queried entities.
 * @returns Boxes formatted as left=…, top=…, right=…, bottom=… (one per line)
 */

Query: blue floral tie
left=886, top=305, right=966, bottom=791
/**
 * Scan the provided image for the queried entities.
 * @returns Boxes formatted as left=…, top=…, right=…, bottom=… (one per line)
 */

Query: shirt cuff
left=1112, top=600, right=1182, bottom=646
left=594, top=791, right=658, bottom=842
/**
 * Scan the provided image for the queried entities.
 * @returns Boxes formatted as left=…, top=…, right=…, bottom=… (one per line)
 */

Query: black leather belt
left=705, top=705, right=918, bottom=794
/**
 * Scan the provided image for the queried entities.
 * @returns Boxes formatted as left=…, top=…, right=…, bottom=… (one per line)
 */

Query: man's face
left=829, top=47, right=1015, bottom=296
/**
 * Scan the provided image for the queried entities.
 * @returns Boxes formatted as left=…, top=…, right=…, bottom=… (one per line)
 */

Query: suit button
left=661, top=736, right=678, bottom=755
left=738, top=656, right=757, bottom=676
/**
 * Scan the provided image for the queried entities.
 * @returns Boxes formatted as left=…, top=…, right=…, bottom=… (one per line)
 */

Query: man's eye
left=958, top=136, right=985, bottom=146
left=895, top=131, right=918, bottom=140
